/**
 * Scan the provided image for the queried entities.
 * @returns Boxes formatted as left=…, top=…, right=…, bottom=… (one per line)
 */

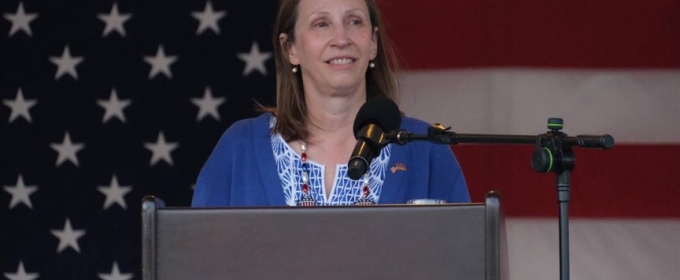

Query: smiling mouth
left=326, top=58, right=356, bottom=65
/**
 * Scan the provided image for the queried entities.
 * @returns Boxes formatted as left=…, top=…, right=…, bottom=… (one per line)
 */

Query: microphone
left=347, top=97, right=401, bottom=180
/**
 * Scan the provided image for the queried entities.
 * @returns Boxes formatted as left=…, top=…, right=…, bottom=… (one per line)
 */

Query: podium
left=142, top=192, right=508, bottom=280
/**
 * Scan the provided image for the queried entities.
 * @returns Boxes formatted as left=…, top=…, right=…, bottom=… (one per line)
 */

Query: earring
left=369, top=61, right=375, bottom=68
left=292, top=65, right=299, bottom=73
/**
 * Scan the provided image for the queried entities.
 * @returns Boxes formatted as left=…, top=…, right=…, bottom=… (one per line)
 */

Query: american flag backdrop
left=2, top=0, right=278, bottom=279
left=3, top=0, right=680, bottom=280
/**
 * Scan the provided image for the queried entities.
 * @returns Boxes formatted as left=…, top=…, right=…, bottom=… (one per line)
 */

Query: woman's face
left=285, top=0, right=378, bottom=96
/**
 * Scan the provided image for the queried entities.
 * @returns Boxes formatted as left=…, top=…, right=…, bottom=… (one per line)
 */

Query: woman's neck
left=304, top=90, right=366, bottom=145
left=301, top=98, right=363, bottom=169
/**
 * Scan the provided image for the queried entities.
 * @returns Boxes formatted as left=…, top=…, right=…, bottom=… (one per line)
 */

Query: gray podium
left=142, top=192, right=508, bottom=280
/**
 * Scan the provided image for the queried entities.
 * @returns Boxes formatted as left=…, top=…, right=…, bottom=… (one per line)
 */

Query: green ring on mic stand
left=543, top=147, right=554, bottom=173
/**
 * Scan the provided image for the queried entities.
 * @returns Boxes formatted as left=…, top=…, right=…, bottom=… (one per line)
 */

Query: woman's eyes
left=349, top=19, right=362, bottom=26
left=312, top=18, right=363, bottom=28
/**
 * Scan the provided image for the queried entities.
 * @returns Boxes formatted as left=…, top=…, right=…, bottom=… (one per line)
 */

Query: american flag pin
left=390, top=163, right=407, bottom=174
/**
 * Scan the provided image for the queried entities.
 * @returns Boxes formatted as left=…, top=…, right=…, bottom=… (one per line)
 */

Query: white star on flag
left=98, top=262, right=133, bottom=280
left=191, top=1, right=226, bottom=35
left=49, top=45, right=84, bottom=80
left=3, top=261, right=39, bottom=280
left=98, top=2, right=132, bottom=37
left=50, top=132, right=85, bottom=167
left=237, top=41, right=272, bottom=76
left=191, top=87, right=226, bottom=121
left=3, top=2, right=38, bottom=37
left=144, top=45, right=178, bottom=79
left=3, top=88, right=37, bottom=123
left=3, top=175, right=38, bottom=210
left=97, top=89, right=131, bottom=123
left=144, top=132, right=179, bottom=166
left=50, top=218, right=86, bottom=254
left=98, top=175, right=132, bottom=210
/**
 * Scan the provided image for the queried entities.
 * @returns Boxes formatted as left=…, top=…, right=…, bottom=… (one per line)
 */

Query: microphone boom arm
left=385, top=123, right=614, bottom=150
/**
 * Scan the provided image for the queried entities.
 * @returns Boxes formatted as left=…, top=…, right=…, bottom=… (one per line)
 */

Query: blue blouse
left=192, top=113, right=470, bottom=207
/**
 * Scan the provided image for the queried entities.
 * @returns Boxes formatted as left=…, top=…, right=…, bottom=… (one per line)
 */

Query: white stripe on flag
left=399, top=69, right=680, bottom=143
left=507, top=218, right=680, bottom=280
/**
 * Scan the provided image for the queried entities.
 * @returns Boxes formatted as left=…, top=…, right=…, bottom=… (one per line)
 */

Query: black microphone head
left=353, top=97, right=401, bottom=137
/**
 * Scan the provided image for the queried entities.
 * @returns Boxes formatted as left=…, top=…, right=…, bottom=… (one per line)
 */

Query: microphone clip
left=385, top=123, right=455, bottom=145
left=427, top=123, right=456, bottom=144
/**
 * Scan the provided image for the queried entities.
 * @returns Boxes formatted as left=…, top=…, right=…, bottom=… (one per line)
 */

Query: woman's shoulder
left=400, top=114, right=433, bottom=134
left=220, top=113, right=272, bottom=141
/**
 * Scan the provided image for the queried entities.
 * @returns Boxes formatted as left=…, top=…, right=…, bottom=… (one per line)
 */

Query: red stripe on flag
left=379, top=0, right=680, bottom=69
left=455, top=144, right=680, bottom=218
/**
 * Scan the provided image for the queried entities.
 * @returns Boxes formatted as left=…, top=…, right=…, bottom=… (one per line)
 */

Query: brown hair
left=271, top=0, right=399, bottom=142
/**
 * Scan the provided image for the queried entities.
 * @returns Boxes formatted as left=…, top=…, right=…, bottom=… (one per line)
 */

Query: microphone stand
left=384, top=118, right=614, bottom=280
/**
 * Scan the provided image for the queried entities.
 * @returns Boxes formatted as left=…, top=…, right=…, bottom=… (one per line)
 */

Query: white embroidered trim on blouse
left=269, top=116, right=390, bottom=206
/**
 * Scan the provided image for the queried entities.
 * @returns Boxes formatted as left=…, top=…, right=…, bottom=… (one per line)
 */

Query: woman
left=192, top=0, right=469, bottom=207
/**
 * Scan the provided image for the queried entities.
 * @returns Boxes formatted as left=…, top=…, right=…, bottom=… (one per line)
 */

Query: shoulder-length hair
left=270, top=0, right=400, bottom=142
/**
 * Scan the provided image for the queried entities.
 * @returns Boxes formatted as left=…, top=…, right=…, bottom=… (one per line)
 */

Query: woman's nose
left=331, top=25, right=351, bottom=48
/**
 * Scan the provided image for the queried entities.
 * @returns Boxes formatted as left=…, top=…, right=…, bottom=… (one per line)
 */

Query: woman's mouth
left=326, top=58, right=356, bottom=65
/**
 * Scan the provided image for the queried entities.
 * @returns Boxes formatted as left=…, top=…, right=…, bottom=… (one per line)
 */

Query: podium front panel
left=147, top=204, right=494, bottom=280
